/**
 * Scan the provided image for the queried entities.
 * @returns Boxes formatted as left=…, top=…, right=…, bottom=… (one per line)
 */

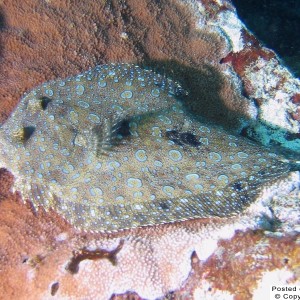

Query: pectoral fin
left=92, top=116, right=128, bottom=156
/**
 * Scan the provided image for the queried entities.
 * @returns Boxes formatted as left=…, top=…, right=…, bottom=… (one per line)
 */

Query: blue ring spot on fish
left=194, top=184, right=203, bottom=190
left=133, top=191, right=143, bottom=198
left=135, top=149, right=147, bottom=162
left=77, top=101, right=89, bottom=109
left=199, top=126, right=211, bottom=133
left=232, top=164, right=242, bottom=170
left=151, top=88, right=160, bottom=97
left=218, top=174, right=229, bottom=184
left=98, top=80, right=107, bottom=87
left=127, top=178, right=142, bottom=188
left=75, top=85, right=85, bottom=96
left=89, top=187, right=103, bottom=197
left=168, top=149, right=183, bottom=161
left=88, top=113, right=101, bottom=124
left=46, top=89, right=54, bottom=97
left=185, top=173, right=200, bottom=181
left=162, top=186, right=175, bottom=196
left=120, top=90, right=133, bottom=99
left=154, top=160, right=163, bottom=167
left=200, top=137, right=209, bottom=145
left=237, top=152, right=249, bottom=159
left=209, top=152, right=222, bottom=162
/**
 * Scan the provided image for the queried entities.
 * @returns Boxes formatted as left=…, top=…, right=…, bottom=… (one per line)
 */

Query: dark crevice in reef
left=231, top=0, right=300, bottom=77
left=65, top=240, right=124, bottom=274
left=50, top=281, right=59, bottom=296
left=0, top=7, right=6, bottom=60
left=0, top=7, right=6, bottom=31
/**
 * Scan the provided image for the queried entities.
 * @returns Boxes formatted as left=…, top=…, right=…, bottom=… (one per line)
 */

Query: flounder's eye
left=27, top=96, right=52, bottom=112
left=23, top=126, right=36, bottom=141
left=13, top=126, right=36, bottom=143
left=40, top=96, right=52, bottom=110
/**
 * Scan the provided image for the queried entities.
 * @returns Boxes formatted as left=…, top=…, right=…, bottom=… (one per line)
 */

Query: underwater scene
left=0, top=0, right=299, bottom=299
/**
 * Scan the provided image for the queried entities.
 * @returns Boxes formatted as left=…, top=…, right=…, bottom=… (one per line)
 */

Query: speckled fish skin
left=0, top=63, right=292, bottom=232
left=3, top=63, right=183, bottom=156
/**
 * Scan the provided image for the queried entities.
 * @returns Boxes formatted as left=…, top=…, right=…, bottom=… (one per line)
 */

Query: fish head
left=0, top=90, right=58, bottom=171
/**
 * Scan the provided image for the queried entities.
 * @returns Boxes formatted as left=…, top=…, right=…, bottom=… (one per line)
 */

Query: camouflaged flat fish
left=0, top=63, right=294, bottom=232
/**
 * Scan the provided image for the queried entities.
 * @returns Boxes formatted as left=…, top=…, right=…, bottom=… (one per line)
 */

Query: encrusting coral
left=0, top=0, right=299, bottom=299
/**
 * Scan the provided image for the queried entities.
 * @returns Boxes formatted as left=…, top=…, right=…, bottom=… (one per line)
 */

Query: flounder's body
left=0, top=63, right=292, bottom=232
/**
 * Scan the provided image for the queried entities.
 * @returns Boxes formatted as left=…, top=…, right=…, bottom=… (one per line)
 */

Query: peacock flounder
left=0, top=63, right=293, bottom=232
